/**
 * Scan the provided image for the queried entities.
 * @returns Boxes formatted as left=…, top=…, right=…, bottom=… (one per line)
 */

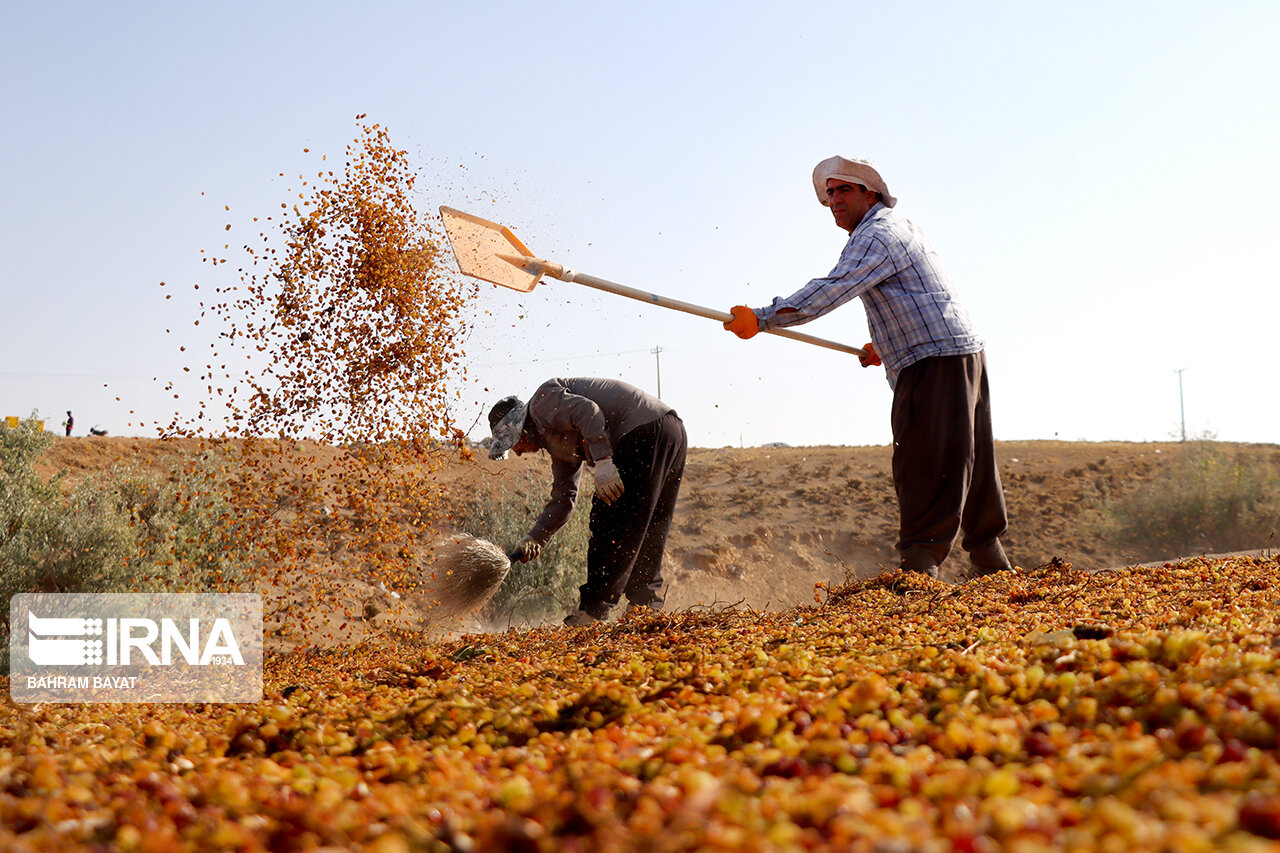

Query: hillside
left=34, top=436, right=1280, bottom=623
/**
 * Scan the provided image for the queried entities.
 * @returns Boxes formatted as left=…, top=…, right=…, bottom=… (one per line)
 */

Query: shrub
left=1095, top=438, right=1280, bottom=561
left=99, top=457, right=245, bottom=591
left=1, top=418, right=245, bottom=660
left=453, top=471, right=592, bottom=628
left=1, top=417, right=133, bottom=600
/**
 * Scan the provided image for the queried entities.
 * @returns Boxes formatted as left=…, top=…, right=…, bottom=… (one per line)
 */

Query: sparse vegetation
left=0, top=417, right=133, bottom=600
left=102, top=455, right=245, bottom=591
left=1, top=418, right=243, bottom=659
left=453, top=470, right=592, bottom=627
left=1094, top=438, right=1280, bottom=561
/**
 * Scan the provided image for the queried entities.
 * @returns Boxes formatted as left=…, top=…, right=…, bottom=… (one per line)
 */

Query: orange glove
left=859, top=342, right=881, bottom=367
left=724, top=305, right=760, bottom=339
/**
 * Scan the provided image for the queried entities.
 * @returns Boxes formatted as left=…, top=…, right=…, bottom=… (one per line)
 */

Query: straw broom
left=414, top=533, right=514, bottom=624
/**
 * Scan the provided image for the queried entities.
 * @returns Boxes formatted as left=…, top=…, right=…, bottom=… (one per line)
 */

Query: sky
left=2, top=1, right=1278, bottom=449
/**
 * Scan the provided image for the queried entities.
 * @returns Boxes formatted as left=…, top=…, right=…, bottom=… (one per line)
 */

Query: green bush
left=1, top=418, right=133, bottom=599
left=1094, top=438, right=1280, bottom=561
left=1, top=418, right=244, bottom=660
left=99, top=458, right=244, bottom=591
left=453, top=470, right=592, bottom=628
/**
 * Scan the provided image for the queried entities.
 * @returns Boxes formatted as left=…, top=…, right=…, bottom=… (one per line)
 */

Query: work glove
left=593, top=458, right=625, bottom=504
left=723, top=305, right=760, bottom=339
left=859, top=341, right=882, bottom=368
left=510, top=536, right=542, bottom=563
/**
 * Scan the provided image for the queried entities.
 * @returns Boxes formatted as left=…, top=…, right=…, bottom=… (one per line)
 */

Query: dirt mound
left=660, top=441, right=1197, bottom=611
left=33, top=435, right=212, bottom=488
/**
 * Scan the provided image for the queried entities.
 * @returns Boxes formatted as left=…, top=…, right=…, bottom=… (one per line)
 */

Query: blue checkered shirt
left=757, top=203, right=984, bottom=389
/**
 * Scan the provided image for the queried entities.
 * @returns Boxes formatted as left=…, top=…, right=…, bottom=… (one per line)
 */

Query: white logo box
left=10, top=593, right=262, bottom=703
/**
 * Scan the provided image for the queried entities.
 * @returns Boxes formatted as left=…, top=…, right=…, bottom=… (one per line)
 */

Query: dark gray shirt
left=526, top=377, right=671, bottom=543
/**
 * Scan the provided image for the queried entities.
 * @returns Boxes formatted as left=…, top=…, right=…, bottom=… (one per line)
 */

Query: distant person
left=723, top=156, right=1012, bottom=580
left=488, top=378, right=687, bottom=625
left=63, top=411, right=74, bottom=436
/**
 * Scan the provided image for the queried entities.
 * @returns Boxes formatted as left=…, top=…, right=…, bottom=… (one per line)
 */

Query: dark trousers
left=580, top=412, right=687, bottom=616
left=891, top=352, right=1007, bottom=568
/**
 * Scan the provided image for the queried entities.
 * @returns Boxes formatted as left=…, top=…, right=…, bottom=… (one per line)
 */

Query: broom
left=413, top=533, right=517, bottom=625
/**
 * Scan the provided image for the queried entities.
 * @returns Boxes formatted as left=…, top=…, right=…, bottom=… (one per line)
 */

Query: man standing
left=723, top=156, right=1011, bottom=579
left=63, top=411, right=74, bottom=437
left=488, top=377, right=687, bottom=624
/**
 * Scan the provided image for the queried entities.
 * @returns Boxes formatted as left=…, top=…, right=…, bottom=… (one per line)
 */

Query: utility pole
left=652, top=346, right=663, bottom=398
left=1175, top=368, right=1188, bottom=441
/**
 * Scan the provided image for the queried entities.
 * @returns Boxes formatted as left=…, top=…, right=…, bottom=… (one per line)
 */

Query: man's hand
left=723, top=305, right=760, bottom=339
left=859, top=341, right=882, bottom=368
left=510, top=536, right=542, bottom=563
left=593, top=458, right=625, bottom=504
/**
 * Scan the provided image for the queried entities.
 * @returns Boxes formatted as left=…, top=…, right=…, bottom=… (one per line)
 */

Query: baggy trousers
left=580, top=411, right=687, bottom=617
left=891, top=352, right=1008, bottom=569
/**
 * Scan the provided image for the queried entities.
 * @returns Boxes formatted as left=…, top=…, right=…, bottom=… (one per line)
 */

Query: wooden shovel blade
left=439, top=206, right=543, bottom=293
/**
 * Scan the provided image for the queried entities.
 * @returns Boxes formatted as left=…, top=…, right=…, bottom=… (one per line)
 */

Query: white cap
left=812, top=156, right=897, bottom=208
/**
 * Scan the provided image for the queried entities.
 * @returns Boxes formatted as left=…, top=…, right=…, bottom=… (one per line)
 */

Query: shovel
left=438, top=207, right=868, bottom=358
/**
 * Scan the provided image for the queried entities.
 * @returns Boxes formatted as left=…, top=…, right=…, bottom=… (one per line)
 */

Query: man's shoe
left=563, top=609, right=602, bottom=627
left=899, top=550, right=940, bottom=579
left=969, top=540, right=1013, bottom=576
left=901, top=563, right=939, bottom=579
left=624, top=600, right=662, bottom=616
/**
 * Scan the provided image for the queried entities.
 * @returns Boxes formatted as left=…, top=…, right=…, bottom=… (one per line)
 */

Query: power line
left=471, top=347, right=655, bottom=368
left=0, top=371, right=166, bottom=380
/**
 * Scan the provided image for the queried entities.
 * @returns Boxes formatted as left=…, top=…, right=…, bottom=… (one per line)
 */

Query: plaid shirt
left=757, top=203, right=984, bottom=389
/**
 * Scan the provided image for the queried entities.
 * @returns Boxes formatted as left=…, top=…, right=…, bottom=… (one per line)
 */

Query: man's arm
left=757, top=233, right=894, bottom=330
left=527, top=457, right=583, bottom=545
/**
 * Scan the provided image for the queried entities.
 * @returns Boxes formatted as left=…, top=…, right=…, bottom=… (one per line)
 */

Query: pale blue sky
left=2, top=2, right=1277, bottom=447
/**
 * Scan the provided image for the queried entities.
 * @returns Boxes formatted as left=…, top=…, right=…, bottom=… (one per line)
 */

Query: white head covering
left=812, top=156, right=897, bottom=208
